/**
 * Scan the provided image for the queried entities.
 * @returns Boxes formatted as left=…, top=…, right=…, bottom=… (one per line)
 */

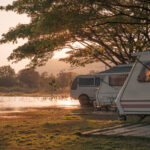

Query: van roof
left=95, top=64, right=132, bottom=75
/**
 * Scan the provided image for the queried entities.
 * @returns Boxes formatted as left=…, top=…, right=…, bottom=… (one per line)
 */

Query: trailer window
left=109, top=74, right=128, bottom=86
left=71, top=78, right=78, bottom=90
left=95, top=77, right=100, bottom=86
left=138, top=62, right=150, bottom=82
left=79, top=78, right=94, bottom=86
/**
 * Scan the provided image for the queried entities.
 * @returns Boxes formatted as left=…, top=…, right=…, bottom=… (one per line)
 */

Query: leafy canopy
left=0, top=0, right=150, bottom=67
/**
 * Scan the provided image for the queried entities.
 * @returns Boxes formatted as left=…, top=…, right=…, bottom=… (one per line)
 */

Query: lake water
left=0, top=96, right=80, bottom=113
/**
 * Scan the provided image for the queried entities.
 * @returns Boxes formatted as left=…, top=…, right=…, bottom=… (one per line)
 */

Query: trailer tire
left=78, top=95, right=93, bottom=107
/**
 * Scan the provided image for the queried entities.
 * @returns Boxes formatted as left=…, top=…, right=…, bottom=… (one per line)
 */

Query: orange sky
left=0, top=0, right=31, bottom=72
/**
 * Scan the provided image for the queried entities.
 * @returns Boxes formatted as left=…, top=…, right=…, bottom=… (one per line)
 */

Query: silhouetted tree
left=57, top=71, right=77, bottom=90
left=0, top=65, right=16, bottom=87
left=18, top=69, right=40, bottom=89
left=49, top=78, right=58, bottom=93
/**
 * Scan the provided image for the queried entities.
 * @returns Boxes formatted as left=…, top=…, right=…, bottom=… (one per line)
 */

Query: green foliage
left=0, top=0, right=150, bottom=67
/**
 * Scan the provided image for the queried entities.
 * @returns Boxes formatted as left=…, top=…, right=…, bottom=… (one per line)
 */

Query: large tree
left=0, top=0, right=150, bottom=68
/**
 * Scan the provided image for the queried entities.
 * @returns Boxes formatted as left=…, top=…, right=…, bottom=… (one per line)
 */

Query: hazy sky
left=0, top=0, right=70, bottom=73
left=0, top=0, right=31, bottom=72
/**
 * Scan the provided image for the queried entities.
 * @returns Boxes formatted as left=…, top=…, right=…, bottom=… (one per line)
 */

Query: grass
left=0, top=108, right=150, bottom=150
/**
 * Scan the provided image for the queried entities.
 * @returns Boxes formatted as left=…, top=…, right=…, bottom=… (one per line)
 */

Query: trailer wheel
left=119, top=115, right=127, bottom=121
left=78, top=95, right=92, bottom=107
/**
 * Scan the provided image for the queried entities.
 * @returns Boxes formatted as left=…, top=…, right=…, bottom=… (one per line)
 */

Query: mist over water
left=0, top=96, right=80, bottom=113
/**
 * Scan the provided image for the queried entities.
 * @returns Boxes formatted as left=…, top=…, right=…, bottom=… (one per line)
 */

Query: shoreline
left=0, top=92, right=70, bottom=98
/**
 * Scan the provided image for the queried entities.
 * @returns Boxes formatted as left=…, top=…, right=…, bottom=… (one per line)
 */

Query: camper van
left=70, top=64, right=132, bottom=107
left=116, top=50, right=150, bottom=120
left=70, top=74, right=102, bottom=106
left=95, top=64, right=132, bottom=110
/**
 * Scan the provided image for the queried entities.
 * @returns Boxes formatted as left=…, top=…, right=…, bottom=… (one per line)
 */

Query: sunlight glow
left=52, top=42, right=85, bottom=59
left=53, top=48, right=70, bottom=59
left=0, top=97, right=80, bottom=113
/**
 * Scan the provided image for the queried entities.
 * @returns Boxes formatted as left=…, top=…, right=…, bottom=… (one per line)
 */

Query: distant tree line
left=0, top=65, right=77, bottom=94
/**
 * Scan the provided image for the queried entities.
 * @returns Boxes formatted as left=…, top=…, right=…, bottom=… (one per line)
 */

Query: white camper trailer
left=116, top=50, right=150, bottom=120
left=70, top=74, right=102, bottom=106
left=95, top=64, right=132, bottom=110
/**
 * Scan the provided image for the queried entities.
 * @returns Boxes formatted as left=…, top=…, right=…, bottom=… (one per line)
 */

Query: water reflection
left=0, top=96, right=80, bottom=113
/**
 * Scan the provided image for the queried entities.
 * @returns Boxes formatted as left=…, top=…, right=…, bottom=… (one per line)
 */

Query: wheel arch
left=78, top=94, right=89, bottom=100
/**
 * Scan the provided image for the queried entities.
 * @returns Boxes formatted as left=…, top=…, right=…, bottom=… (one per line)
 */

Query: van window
left=109, top=74, right=128, bottom=86
left=71, top=78, right=78, bottom=90
left=79, top=78, right=94, bottom=86
left=138, top=62, right=150, bottom=82
left=95, top=77, right=100, bottom=86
